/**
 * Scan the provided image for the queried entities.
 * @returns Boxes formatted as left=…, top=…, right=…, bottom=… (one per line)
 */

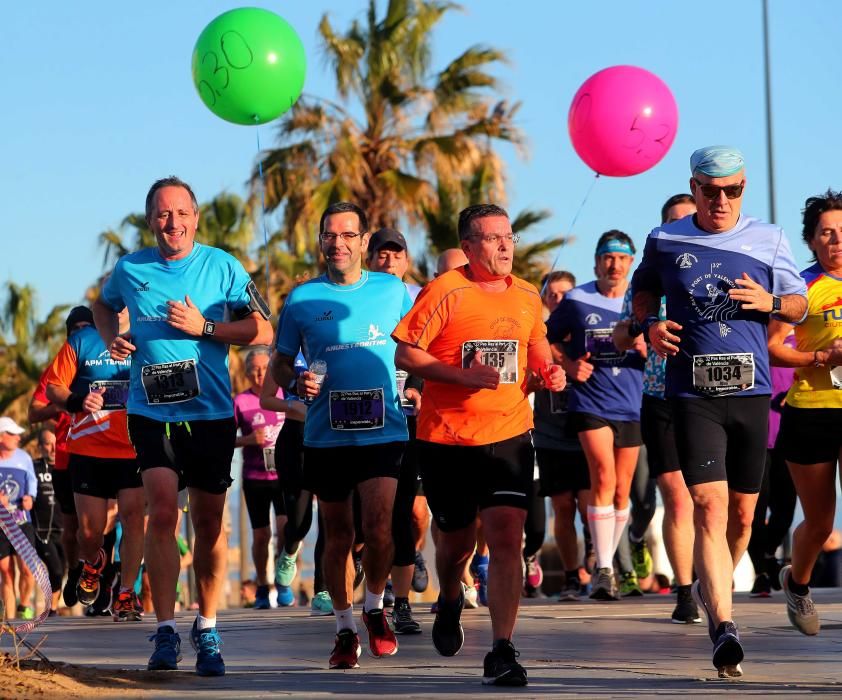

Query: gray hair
left=245, top=347, right=271, bottom=372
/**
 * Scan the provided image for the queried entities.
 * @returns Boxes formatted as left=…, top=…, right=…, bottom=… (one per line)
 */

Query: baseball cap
left=368, top=227, right=407, bottom=253
left=0, top=417, right=25, bottom=435
left=65, top=306, right=94, bottom=337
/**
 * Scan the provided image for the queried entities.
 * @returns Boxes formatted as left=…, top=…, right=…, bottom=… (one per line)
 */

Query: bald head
left=436, top=248, right=468, bottom=276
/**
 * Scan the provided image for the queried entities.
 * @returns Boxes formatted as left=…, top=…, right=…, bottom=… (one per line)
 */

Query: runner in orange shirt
left=392, top=203, right=565, bottom=686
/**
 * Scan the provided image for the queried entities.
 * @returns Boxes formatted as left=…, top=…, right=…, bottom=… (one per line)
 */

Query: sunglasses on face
left=693, top=178, right=745, bottom=200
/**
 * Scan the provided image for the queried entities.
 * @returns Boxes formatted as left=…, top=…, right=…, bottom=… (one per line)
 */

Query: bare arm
left=93, top=298, right=122, bottom=348
left=728, top=273, right=807, bottom=323
left=259, top=367, right=308, bottom=421
left=165, top=296, right=273, bottom=347
left=28, top=398, right=61, bottom=424
left=395, top=342, right=500, bottom=390
left=768, top=318, right=842, bottom=367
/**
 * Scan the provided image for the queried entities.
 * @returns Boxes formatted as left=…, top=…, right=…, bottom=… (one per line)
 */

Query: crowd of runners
left=1, top=144, right=842, bottom=685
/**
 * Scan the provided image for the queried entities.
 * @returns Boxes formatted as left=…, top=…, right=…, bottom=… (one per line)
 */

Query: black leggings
left=748, top=447, right=796, bottom=571
left=392, top=442, right=419, bottom=567
left=523, top=479, right=546, bottom=559
left=35, top=536, right=65, bottom=593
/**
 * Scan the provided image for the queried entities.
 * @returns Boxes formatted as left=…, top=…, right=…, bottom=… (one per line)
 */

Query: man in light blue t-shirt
left=271, top=202, right=410, bottom=670
left=93, top=176, right=273, bottom=676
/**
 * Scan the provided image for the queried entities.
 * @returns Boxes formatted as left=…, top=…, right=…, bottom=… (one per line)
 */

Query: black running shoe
left=63, top=562, right=83, bottom=607
left=672, top=586, right=702, bottom=624
left=432, top=590, right=464, bottom=657
left=412, top=551, right=429, bottom=593
left=482, top=639, right=527, bottom=686
left=750, top=572, right=771, bottom=598
left=712, top=621, right=744, bottom=670
left=392, top=598, right=421, bottom=635
left=383, top=581, right=395, bottom=609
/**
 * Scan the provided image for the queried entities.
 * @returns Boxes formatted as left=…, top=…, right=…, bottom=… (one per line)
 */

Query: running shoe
left=112, top=589, right=143, bottom=622
left=559, top=575, right=581, bottom=602
left=766, top=557, right=783, bottom=591
left=712, top=621, right=744, bottom=671
left=482, top=639, right=528, bottom=687
left=329, top=629, right=361, bottom=669
left=311, top=590, right=334, bottom=616
left=462, top=583, right=479, bottom=609
left=470, top=554, right=489, bottom=606
left=362, top=608, right=398, bottom=657
left=275, top=544, right=301, bottom=588
left=17, top=606, right=34, bottom=621
left=254, top=584, right=271, bottom=610
left=432, top=590, right=465, bottom=657
left=392, top=598, right=421, bottom=635
left=147, top=625, right=182, bottom=671
left=190, top=618, right=225, bottom=676
left=276, top=582, right=295, bottom=607
left=780, top=564, right=820, bottom=635
left=671, top=586, right=702, bottom=624
left=589, top=568, right=619, bottom=601
left=750, top=572, right=772, bottom=598
left=63, top=562, right=83, bottom=607
left=383, top=581, right=395, bottom=609
left=76, top=549, right=106, bottom=607
left=412, top=550, right=429, bottom=593
left=631, top=540, right=653, bottom=579
left=619, top=570, right=644, bottom=597
left=690, top=579, right=717, bottom=642
left=353, top=550, right=365, bottom=589
left=525, top=555, right=543, bottom=589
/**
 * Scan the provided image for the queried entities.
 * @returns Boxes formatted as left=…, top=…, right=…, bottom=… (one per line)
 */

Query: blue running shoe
left=254, top=584, right=271, bottom=610
left=148, top=626, right=182, bottom=671
left=190, top=619, right=225, bottom=677
left=276, top=583, right=295, bottom=607
left=470, top=553, right=489, bottom=607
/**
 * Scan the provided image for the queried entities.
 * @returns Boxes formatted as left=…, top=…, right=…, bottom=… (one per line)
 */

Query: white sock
left=197, top=615, right=216, bottom=631
left=588, top=505, right=616, bottom=571
left=364, top=587, right=384, bottom=612
left=612, top=506, right=631, bottom=555
left=158, top=619, right=177, bottom=632
left=335, top=605, right=357, bottom=633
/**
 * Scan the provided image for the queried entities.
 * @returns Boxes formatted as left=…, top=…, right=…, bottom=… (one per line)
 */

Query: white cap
left=0, top=417, right=25, bottom=435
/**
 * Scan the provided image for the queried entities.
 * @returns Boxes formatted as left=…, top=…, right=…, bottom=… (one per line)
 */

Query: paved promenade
left=5, top=590, right=842, bottom=698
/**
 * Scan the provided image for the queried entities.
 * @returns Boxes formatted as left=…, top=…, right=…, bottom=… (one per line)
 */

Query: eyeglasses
left=468, top=233, right=520, bottom=245
left=693, top=179, right=745, bottom=200
left=320, top=232, right=362, bottom=243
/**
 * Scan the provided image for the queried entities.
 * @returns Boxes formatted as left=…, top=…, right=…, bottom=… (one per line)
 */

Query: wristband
left=640, top=315, right=660, bottom=337
left=627, top=320, right=643, bottom=338
left=66, top=393, right=85, bottom=413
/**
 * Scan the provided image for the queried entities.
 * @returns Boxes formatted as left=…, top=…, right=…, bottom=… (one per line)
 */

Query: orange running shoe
left=76, top=549, right=106, bottom=607
left=112, top=589, right=143, bottom=622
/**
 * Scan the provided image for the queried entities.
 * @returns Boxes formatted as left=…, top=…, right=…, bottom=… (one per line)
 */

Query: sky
left=4, top=0, right=840, bottom=319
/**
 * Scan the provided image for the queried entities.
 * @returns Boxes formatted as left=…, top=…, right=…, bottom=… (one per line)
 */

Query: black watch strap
left=202, top=319, right=216, bottom=337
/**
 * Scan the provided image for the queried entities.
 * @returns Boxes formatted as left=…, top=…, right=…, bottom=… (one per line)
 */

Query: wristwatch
left=771, top=295, right=782, bottom=313
left=202, top=319, right=216, bottom=337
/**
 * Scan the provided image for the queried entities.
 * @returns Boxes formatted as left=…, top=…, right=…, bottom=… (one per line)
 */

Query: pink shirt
left=233, top=388, right=285, bottom=481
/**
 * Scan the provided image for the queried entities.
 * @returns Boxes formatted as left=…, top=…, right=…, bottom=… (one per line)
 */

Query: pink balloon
left=568, top=65, right=678, bottom=177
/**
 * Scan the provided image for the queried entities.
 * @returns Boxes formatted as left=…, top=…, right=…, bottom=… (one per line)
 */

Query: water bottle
left=306, top=359, right=327, bottom=403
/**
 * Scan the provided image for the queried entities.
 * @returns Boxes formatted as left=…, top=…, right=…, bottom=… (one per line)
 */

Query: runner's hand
left=632, top=334, right=648, bottom=358
left=649, top=320, right=682, bottom=358
left=541, top=364, right=567, bottom=392
left=167, top=294, right=205, bottom=336
left=252, top=427, right=266, bottom=446
left=562, top=352, right=594, bottom=382
left=404, top=387, right=422, bottom=415
left=0, top=492, right=9, bottom=508
left=463, top=361, right=500, bottom=390
left=820, top=338, right=842, bottom=365
left=108, top=335, right=136, bottom=360
left=82, top=387, right=106, bottom=413
left=297, top=371, right=324, bottom=399
left=728, top=273, right=774, bottom=312
left=21, top=495, right=33, bottom=511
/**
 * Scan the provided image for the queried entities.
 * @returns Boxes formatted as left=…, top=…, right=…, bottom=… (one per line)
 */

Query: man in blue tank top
left=631, top=147, right=807, bottom=677
left=93, top=176, right=273, bottom=676
left=271, top=202, right=411, bottom=671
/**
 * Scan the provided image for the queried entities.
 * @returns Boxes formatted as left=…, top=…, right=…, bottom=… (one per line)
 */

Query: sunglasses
left=693, top=178, right=745, bottom=200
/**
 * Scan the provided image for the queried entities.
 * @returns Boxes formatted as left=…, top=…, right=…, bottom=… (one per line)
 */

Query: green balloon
left=192, top=7, right=306, bottom=126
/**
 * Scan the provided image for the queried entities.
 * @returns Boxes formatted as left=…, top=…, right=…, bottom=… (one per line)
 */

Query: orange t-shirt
left=32, top=369, right=71, bottom=470
left=392, top=267, right=545, bottom=446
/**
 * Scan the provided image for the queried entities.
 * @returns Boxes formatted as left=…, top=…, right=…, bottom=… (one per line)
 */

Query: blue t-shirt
left=547, top=281, right=645, bottom=421
left=0, top=449, right=37, bottom=525
left=67, top=325, right=132, bottom=400
left=275, top=271, right=412, bottom=447
left=100, top=243, right=252, bottom=421
left=631, top=214, right=807, bottom=398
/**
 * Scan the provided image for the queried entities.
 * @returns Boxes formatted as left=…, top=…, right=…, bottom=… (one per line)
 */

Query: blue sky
left=4, top=1, right=839, bottom=317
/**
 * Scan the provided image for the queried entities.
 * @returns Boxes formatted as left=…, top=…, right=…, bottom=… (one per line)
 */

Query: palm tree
left=252, top=0, right=524, bottom=285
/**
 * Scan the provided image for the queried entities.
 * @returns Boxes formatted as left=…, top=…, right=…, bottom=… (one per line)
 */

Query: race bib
left=262, top=447, right=276, bottom=473
left=692, top=353, right=755, bottom=396
left=395, top=370, right=414, bottom=409
left=584, top=328, right=622, bottom=361
left=830, top=366, right=842, bottom=390
left=462, top=340, right=518, bottom=384
left=329, top=389, right=385, bottom=430
left=89, top=380, right=129, bottom=410
left=141, top=359, right=201, bottom=405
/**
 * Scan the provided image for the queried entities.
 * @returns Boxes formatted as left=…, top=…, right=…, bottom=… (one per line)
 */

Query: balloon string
left=542, top=172, right=601, bottom=296
left=255, top=125, right=271, bottom=310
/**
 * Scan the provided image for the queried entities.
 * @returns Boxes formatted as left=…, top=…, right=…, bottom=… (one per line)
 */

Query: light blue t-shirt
left=275, top=271, right=412, bottom=447
left=101, top=243, right=252, bottom=421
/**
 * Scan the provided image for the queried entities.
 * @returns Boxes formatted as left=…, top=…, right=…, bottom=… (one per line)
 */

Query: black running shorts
left=672, top=395, right=768, bottom=493
left=569, top=412, right=642, bottom=448
left=640, top=394, right=681, bottom=478
left=127, top=415, right=236, bottom=495
left=536, top=447, right=590, bottom=496
left=69, top=453, right=142, bottom=499
left=303, top=441, right=404, bottom=503
left=51, top=469, right=77, bottom=516
left=0, top=522, right=36, bottom=559
left=778, top=405, right=842, bottom=465
left=418, top=431, right=534, bottom=533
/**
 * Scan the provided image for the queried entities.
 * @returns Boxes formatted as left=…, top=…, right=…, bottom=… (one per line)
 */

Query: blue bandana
left=690, top=146, right=745, bottom=177
left=595, top=239, right=634, bottom=256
